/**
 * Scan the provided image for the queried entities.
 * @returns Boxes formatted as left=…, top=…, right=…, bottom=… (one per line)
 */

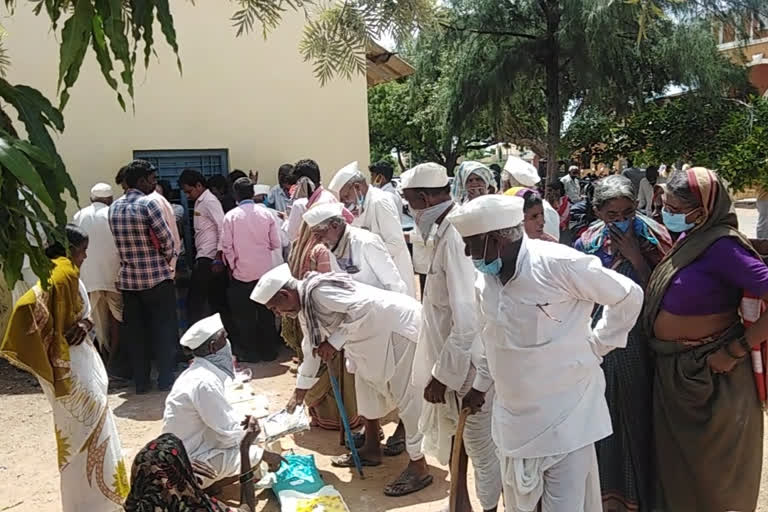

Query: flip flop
left=383, top=436, right=406, bottom=457
left=331, top=453, right=382, bottom=468
left=383, top=470, right=434, bottom=497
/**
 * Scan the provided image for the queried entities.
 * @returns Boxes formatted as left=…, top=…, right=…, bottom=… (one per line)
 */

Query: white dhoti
left=354, top=333, right=424, bottom=461
left=419, top=367, right=502, bottom=511
left=89, top=290, right=123, bottom=353
left=193, top=444, right=264, bottom=489
left=500, top=444, right=601, bottom=512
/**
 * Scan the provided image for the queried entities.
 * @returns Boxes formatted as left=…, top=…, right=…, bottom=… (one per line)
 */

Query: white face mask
left=411, top=200, right=453, bottom=242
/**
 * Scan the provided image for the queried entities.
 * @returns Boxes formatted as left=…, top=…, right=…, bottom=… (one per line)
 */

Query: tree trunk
left=544, top=0, right=561, bottom=186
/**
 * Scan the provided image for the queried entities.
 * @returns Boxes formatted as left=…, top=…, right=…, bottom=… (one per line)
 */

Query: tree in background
left=0, top=0, right=434, bottom=287
left=434, top=0, right=762, bottom=181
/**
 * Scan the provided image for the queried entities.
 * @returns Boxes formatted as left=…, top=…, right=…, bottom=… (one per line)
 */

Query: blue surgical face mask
left=661, top=208, right=696, bottom=233
left=612, top=218, right=632, bottom=233
left=472, top=236, right=502, bottom=276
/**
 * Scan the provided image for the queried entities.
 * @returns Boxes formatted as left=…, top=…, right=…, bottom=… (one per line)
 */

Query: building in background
left=717, top=13, right=768, bottom=96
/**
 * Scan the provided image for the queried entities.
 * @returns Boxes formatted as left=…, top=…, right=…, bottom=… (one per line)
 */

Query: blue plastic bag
left=273, top=454, right=325, bottom=497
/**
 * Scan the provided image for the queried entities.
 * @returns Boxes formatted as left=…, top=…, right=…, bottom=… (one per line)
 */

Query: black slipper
left=331, top=453, right=382, bottom=468
left=383, top=470, right=434, bottom=497
left=383, top=436, right=406, bottom=456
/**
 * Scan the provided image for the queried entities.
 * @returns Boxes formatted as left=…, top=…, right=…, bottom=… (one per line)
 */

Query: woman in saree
left=1, top=224, right=129, bottom=511
left=574, top=176, right=672, bottom=512
left=281, top=168, right=362, bottom=432
left=642, top=167, right=768, bottom=512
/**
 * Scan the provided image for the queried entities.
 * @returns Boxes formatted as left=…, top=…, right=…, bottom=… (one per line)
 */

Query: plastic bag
left=278, top=485, right=350, bottom=512
left=261, top=406, right=311, bottom=442
left=272, top=454, right=325, bottom=497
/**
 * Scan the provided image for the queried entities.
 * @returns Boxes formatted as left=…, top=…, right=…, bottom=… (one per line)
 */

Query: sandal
left=383, top=469, right=434, bottom=497
left=331, top=452, right=382, bottom=468
left=383, top=436, right=406, bottom=456
left=346, top=428, right=385, bottom=449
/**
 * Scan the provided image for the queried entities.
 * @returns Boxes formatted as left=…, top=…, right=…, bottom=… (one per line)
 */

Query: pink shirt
left=193, top=189, right=225, bottom=260
left=219, top=200, right=281, bottom=282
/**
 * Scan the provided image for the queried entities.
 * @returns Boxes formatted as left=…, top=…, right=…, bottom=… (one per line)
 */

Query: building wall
left=720, top=38, right=768, bottom=95
left=3, top=3, right=370, bottom=212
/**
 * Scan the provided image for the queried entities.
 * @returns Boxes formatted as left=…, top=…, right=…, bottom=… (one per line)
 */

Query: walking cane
left=449, top=407, right=472, bottom=512
left=328, top=358, right=365, bottom=478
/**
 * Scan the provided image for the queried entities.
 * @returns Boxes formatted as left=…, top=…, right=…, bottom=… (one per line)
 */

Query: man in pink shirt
left=219, top=177, right=282, bottom=362
left=179, top=169, right=227, bottom=325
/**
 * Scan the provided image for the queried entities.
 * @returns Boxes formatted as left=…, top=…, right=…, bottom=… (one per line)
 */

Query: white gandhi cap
left=90, top=182, right=113, bottom=198
left=447, top=194, right=525, bottom=237
left=253, top=184, right=271, bottom=196
left=400, top=162, right=449, bottom=189
left=250, top=263, right=293, bottom=304
left=503, top=156, right=540, bottom=187
left=328, top=162, right=361, bottom=195
left=180, top=313, right=224, bottom=350
left=302, top=202, right=345, bottom=228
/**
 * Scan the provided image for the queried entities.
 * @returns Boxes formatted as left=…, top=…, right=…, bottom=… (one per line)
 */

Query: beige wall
left=4, top=3, right=370, bottom=213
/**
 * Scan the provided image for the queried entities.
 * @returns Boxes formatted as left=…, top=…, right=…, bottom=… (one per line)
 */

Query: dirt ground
left=0, top=207, right=763, bottom=512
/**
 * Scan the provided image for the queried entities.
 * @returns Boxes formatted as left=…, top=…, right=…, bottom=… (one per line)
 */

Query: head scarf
left=124, top=433, right=232, bottom=512
left=299, top=271, right=357, bottom=349
left=292, top=176, right=316, bottom=201
left=641, top=167, right=758, bottom=334
left=451, top=161, right=495, bottom=203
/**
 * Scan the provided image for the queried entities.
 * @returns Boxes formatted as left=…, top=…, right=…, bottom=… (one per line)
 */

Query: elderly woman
left=451, top=161, right=495, bottom=204
left=642, top=167, right=768, bottom=512
left=504, top=187, right=559, bottom=241
left=1, top=225, right=128, bottom=511
left=574, top=176, right=672, bottom=512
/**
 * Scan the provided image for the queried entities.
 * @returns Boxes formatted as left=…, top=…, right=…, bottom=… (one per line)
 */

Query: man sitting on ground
left=252, top=264, right=433, bottom=497
left=162, top=314, right=283, bottom=490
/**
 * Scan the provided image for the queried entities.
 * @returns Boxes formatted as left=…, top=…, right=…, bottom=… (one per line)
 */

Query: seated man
left=251, top=264, right=433, bottom=497
left=162, top=313, right=283, bottom=490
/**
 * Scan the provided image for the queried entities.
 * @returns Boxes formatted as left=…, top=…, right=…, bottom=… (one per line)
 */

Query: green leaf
left=58, top=0, right=93, bottom=109
left=0, top=138, right=55, bottom=211
left=155, top=0, right=182, bottom=74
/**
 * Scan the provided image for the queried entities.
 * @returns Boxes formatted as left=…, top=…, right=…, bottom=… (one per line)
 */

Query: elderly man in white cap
left=251, top=264, right=433, bottom=497
left=502, top=156, right=561, bottom=242
left=447, top=195, right=643, bottom=512
left=329, top=161, right=415, bottom=298
left=73, top=183, right=123, bottom=368
left=162, top=313, right=283, bottom=490
left=400, top=162, right=502, bottom=512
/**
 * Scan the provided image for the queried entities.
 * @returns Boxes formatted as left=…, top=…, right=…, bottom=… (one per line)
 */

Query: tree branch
left=440, top=22, right=539, bottom=40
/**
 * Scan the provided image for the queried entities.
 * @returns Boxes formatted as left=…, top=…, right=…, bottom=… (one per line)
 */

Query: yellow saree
left=1, top=257, right=129, bottom=511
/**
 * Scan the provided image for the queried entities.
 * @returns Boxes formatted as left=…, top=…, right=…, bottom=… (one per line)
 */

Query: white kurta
left=472, top=237, right=643, bottom=511
left=294, top=280, right=425, bottom=459
left=331, top=226, right=407, bottom=295
left=73, top=203, right=120, bottom=293
left=257, top=202, right=288, bottom=266
left=380, top=182, right=406, bottom=224
left=353, top=186, right=416, bottom=298
left=162, top=358, right=263, bottom=487
left=542, top=199, right=561, bottom=241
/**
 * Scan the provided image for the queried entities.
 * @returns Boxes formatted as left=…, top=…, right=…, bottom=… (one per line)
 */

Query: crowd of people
left=1, top=154, right=767, bottom=512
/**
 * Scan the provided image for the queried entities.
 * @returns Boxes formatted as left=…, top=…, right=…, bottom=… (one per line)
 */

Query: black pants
left=187, top=257, right=228, bottom=325
left=225, top=278, right=279, bottom=362
left=122, top=280, right=178, bottom=392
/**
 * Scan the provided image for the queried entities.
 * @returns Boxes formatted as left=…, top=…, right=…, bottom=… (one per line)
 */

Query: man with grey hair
left=561, top=165, right=582, bottom=203
left=251, top=264, right=434, bottom=497
left=328, top=162, right=415, bottom=298
left=449, top=194, right=644, bottom=512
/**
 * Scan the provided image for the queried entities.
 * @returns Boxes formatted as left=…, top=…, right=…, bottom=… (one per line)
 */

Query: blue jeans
left=122, top=280, right=179, bottom=391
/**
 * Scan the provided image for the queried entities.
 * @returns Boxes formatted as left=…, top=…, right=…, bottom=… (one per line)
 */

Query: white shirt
left=542, top=199, right=561, bottom=241
left=257, top=203, right=288, bottom=266
left=473, top=237, right=643, bottom=459
left=637, top=176, right=664, bottom=214
left=353, top=186, right=415, bottom=297
left=331, top=226, right=407, bottom=295
left=380, top=182, right=406, bottom=223
left=162, top=358, right=258, bottom=462
left=410, top=224, right=435, bottom=275
left=295, top=280, right=422, bottom=390
left=560, top=175, right=581, bottom=203
left=412, top=213, right=479, bottom=392
left=73, top=202, right=120, bottom=292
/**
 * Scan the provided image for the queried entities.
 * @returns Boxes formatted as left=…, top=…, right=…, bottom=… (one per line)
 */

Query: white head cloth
left=503, top=156, right=540, bottom=187
left=400, top=162, right=449, bottom=189
left=447, top=194, right=525, bottom=237
left=328, top=162, right=361, bottom=195
left=180, top=313, right=224, bottom=350
left=90, top=182, right=113, bottom=199
left=253, top=184, right=271, bottom=196
left=250, top=263, right=293, bottom=304
left=302, top=202, right=344, bottom=227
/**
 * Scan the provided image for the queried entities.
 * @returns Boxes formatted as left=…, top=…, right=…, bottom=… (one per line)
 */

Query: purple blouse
left=661, top=236, right=768, bottom=315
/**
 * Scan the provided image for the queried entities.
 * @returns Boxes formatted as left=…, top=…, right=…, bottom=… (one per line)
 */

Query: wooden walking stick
left=449, top=407, right=472, bottom=512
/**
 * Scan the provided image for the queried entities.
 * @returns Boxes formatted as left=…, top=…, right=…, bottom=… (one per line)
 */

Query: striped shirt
left=109, top=189, right=176, bottom=291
